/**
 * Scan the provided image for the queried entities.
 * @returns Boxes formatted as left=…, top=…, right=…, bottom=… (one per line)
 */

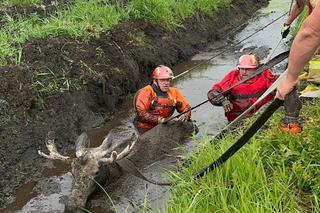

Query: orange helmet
left=237, top=54, right=259, bottom=69
left=152, top=65, right=174, bottom=80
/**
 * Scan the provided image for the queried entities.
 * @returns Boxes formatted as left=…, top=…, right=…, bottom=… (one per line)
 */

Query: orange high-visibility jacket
left=134, top=85, right=191, bottom=130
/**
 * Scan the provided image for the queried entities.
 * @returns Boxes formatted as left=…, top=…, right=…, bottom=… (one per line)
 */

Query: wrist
left=285, top=75, right=299, bottom=86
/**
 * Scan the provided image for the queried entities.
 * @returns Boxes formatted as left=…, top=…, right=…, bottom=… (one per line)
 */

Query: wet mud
left=0, top=0, right=268, bottom=211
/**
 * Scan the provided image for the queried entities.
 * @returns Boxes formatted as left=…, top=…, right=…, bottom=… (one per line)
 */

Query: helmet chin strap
left=152, top=80, right=168, bottom=97
left=155, top=80, right=166, bottom=93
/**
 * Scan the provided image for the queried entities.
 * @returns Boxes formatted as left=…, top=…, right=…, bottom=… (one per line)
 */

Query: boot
left=278, top=89, right=302, bottom=133
left=278, top=118, right=302, bottom=133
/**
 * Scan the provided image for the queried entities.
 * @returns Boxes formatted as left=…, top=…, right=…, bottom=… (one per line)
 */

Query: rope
left=172, top=12, right=288, bottom=80
left=266, top=38, right=283, bottom=61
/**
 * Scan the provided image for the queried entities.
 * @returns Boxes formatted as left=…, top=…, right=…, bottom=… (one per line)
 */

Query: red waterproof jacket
left=209, top=69, right=277, bottom=122
left=134, top=85, right=191, bottom=130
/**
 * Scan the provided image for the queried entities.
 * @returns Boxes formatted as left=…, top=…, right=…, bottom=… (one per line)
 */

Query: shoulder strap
left=133, top=85, right=157, bottom=111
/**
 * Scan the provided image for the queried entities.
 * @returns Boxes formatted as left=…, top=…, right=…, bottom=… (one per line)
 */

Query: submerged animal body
left=39, top=120, right=197, bottom=212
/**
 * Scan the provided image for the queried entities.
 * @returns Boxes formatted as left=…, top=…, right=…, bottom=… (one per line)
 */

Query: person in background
left=276, top=2, right=320, bottom=120
left=134, top=65, right=191, bottom=134
left=281, top=0, right=318, bottom=39
left=282, top=0, right=320, bottom=92
left=207, top=54, right=277, bottom=123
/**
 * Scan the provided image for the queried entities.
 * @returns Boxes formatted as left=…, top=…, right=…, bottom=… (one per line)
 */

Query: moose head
left=38, top=120, right=198, bottom=212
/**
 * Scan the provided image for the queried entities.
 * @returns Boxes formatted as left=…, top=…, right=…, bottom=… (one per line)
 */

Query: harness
left=148, top=84, right=178, bottom=116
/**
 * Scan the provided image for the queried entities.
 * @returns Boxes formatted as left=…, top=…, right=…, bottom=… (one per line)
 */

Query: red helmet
left=152, top=65, right=174, bottom=79
left=237, top=54, right=259, bottom=69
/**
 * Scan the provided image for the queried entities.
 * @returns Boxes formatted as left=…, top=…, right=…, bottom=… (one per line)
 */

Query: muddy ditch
left=0, top=0, right=268, bottom=209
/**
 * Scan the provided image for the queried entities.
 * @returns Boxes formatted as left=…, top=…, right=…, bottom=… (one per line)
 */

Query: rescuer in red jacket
left=207, top=54, right=277, bottom=123
left=134, top=65, right=191, bottom=134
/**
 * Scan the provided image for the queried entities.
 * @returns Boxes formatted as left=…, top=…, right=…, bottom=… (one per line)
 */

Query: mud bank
left=0, top=0, right=268, bottom=208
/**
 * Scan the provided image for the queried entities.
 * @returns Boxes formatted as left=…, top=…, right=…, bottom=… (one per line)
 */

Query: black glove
left=222, top=100, right=233, bottom=112
left=281, top=24, right=290, bottom=39
left=208, top=90, right=225, bottom=106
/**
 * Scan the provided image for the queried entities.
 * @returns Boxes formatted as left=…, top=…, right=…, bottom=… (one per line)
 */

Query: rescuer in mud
left=134, top=65, right=191, bottom=134
left=207, top=54, right=277, bottom=123
left=276, top=1, right=320, bottom=132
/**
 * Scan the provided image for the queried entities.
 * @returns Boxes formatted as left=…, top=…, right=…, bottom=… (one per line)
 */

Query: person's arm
left=277, top=2, right=320, bottom=100
left=263, top=69, right=278, bottom=88
left=175, top=89, right=191, bottom=120
left=207, top=71, right=235, bottom=105
left=209, top=70, right=236, bottom=93
left=285, top=0, right=305, bottom=25
left=135, top=89, right=159, bottom=123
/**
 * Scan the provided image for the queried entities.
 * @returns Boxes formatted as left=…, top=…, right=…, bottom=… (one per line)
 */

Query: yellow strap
left=309, top=60, right=320, bottom=69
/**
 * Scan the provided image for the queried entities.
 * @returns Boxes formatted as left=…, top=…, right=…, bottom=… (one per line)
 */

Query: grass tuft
left=167, top=100, right=320, bottom=212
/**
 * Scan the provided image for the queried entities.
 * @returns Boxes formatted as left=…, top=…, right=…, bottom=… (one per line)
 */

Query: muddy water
left=174, top=1, right=290, bottom=137
left=3, top=1, right=291, bottom=212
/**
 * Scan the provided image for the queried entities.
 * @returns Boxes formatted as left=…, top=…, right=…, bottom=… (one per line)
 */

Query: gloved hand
left=222, top=100, right=233, bottom=112
left=158, top=117, right=167, bottom=124
left=177, top=113, right=189, bottom=122
left=281, top=23, right=290, bottom=39
left=207, top=90, right=225, bottom=106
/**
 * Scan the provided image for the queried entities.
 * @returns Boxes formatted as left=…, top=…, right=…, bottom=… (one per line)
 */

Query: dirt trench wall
left=0, top=0, right=268, bottom=208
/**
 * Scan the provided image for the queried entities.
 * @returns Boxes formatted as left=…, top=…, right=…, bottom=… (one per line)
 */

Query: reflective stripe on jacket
left=134, top=85, right=191, bottom=130
left=209, top=69, right=277, bottom=122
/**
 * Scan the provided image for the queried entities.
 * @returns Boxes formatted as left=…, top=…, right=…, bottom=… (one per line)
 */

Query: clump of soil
left=0, top=66, right=37, bottom=108
left=0, top=0, right=268, bottom=208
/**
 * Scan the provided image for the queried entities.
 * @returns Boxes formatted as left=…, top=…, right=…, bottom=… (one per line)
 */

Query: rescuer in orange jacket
left=134, top=65, right=191, bottom=134
left=207, top=54, right=277, bottom=123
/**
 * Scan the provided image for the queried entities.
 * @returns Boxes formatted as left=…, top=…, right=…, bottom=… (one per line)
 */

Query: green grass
left=32, top=68, right=82, bottom=98
left=0, top=0, right=232, bottom=65
left=167, top=100, right=320, bottom=212
left=3, top=0, right=41, bottom=6
left=0, top=0, right=125, bottom=65
left=127, top=0, right=231, bottom=28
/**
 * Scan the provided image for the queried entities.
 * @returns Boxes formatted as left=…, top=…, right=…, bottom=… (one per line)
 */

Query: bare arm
left=276, top=3, right=320, bottom=99
left=285, top=0, right=305, bottom=25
